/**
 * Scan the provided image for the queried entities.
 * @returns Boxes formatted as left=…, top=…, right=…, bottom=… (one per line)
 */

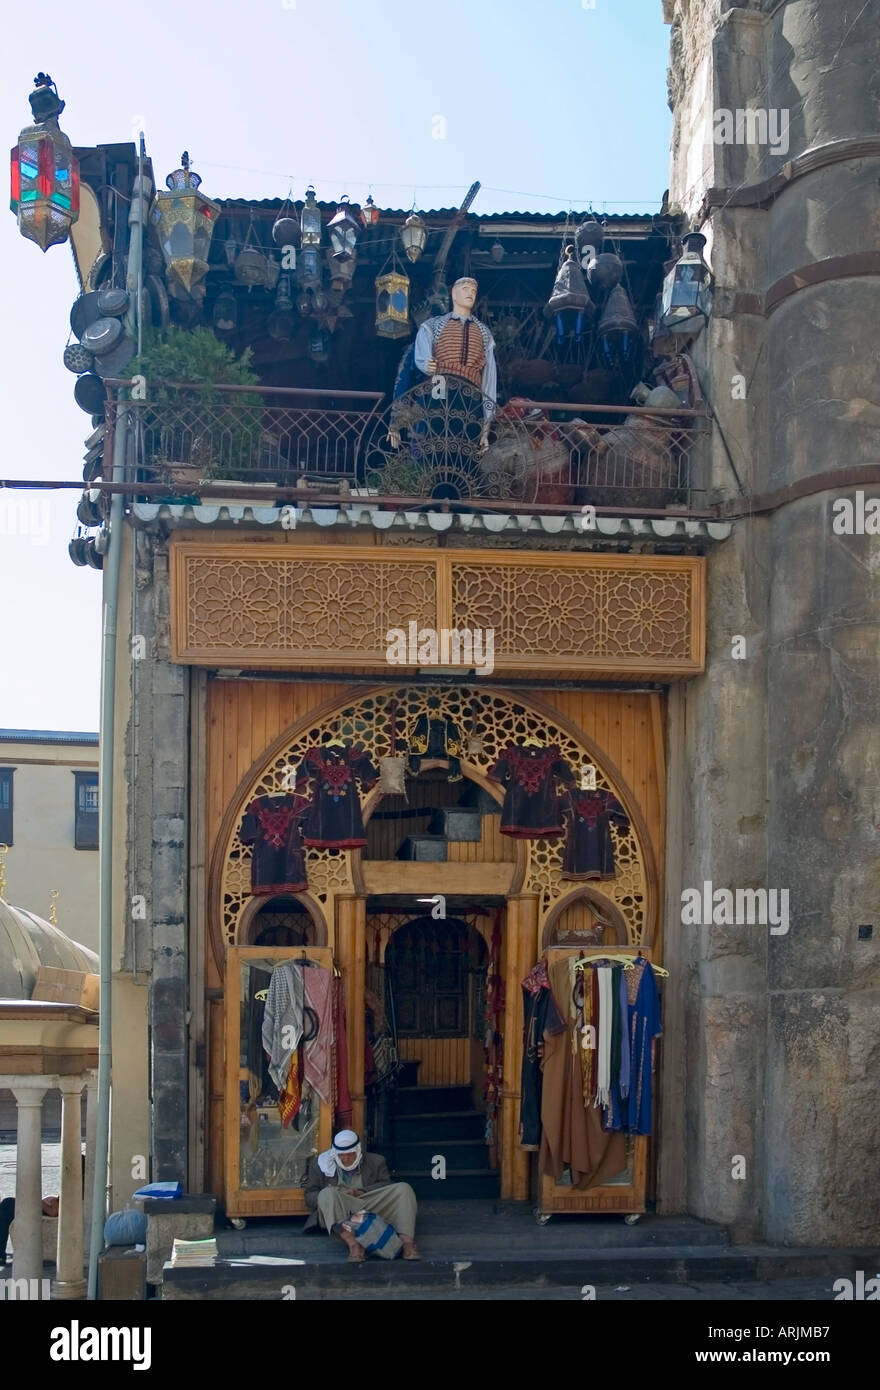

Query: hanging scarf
left=262, top=961, right=304, bottom=1091
left=302, top=964, right=333, bottom=1103
left=596, top=966, right=613, bottom=1108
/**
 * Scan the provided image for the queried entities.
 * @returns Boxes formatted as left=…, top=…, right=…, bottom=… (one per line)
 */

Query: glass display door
left=225, top=946, right=334, bottom=1217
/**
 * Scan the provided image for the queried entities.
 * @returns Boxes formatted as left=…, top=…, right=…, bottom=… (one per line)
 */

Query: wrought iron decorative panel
left=172, top=542, right=704, bottom=677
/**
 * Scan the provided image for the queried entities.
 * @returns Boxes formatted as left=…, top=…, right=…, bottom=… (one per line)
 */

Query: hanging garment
left=538, top=957, right=627, bottom=1189
left=302, top=963, right=333, bottom=1104
left=296, top=744, right=380, bottom=849
left=603, top=959, right=661, bottom=1135
left=488, top=744, right=575, bottom=839
left=483, top=917, right=505, bottom=1145
left=560, top=789, right=629, bottom=881
left=520, top=960, right=566, bottom=1149
left=240, top=793, right=311, bottom=895
left=278, top=1049, right=303, bottom=1128
left=262, top=961, right=304, bottom=1092
left=407, top=713, right=463, bottom=782
left=333, top=976, right=352, bottom=1129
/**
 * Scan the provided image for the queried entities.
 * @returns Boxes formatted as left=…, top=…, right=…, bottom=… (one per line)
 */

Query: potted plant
left=124, top=327, right=264, bottom=495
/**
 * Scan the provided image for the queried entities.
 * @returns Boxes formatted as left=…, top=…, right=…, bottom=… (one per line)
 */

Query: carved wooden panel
left=172, top=542, right=704, bottom=678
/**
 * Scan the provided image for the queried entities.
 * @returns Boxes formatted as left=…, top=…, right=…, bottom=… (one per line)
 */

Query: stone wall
left=664, top=0, right=880, bottom=1244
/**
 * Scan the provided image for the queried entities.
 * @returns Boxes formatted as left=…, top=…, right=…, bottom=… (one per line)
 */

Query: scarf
left=262, top=961, right=304, bottom=1091
left=596, top=966, right=613, bottom=1108
left=317, top=1129, right=363, bottom=1178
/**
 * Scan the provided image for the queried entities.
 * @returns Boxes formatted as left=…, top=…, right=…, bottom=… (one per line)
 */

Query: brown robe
left=538, top=957, right=627, bottom=1189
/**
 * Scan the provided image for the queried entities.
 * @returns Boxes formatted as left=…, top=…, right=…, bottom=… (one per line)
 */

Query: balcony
left=105, top=380, right=711, bottom=516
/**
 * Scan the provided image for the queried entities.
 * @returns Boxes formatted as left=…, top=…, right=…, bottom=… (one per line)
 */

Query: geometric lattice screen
left=217, top=684, right=652, bottom=953
left=172, top=542, right=704, bottom=677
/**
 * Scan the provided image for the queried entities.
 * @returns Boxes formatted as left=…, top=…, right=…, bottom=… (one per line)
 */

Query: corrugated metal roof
left=0, top=729, right=99, bottom=745
left=217, top=197, right=673, bottom=225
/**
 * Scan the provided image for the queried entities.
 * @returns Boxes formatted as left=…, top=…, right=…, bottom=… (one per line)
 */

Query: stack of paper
left=170, top=1236, right=218, bottom=1267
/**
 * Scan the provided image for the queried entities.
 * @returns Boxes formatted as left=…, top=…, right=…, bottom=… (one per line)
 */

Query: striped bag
left=347, top=1209, right=402, bottom=1260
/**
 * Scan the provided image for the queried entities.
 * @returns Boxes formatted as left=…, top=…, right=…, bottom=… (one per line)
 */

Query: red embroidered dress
left=488, top=744, right=575, bottom=839
left=295, top=744, right=379, bottom=849
left=239, top=794, right=310, bottom=896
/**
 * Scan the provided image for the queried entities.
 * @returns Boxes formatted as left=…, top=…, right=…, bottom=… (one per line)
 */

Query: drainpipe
left=87, top=137, right=149, bottom=1299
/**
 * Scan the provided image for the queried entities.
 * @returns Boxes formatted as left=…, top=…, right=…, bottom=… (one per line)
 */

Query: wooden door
left=225, top=946, right=334, bottom=1217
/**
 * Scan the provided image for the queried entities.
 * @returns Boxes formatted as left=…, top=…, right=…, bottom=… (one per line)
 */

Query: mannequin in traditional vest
left=388, top=277, right=497, bottom=453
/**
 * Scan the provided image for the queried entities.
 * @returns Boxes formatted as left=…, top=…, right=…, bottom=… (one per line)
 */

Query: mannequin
left=388, top=277, right=496, bottom=453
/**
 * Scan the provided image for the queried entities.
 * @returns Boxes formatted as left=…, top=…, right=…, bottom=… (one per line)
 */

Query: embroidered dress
left=488, top=744, right=575, bottom=839
left=240, top=794, right=310, bottom=896
left=560, top=789, right=629, bottom=880
left=296, top=744, right=379, bottom=849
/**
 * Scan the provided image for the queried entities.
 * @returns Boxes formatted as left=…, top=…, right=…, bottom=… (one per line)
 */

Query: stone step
left=392, top=1169, right=501, bottom=1200
left=393, top=1138, right=492, bottom=1170
left=393, top=1111, right=485, bottom=1142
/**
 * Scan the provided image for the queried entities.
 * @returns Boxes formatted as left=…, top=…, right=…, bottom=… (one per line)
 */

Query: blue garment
left=603, top=959, right=661, bottom=1135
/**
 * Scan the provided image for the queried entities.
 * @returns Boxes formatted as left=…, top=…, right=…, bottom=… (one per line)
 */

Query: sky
left=0, top=0, right=672, bottom=731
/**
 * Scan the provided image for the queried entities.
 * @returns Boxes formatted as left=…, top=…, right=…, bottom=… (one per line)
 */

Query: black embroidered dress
left=239, top=793, right=311, bottom=896
left=295, top=744, right=379, bottom=849
left=487, top=744, right=575, bottom=839
left=560, top=789, right=629, bottom=880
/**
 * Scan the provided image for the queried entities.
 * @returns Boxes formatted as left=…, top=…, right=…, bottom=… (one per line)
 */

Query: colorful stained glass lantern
left=10, top=74, right=79, bottom=252
left=375, top=270, right=410, bottom=338
left=400, top=211, right=427, bottom=263
left=327, top=195, right=360, bottom=261
left=300, top=185, right=322, bottom=247
left=150, top=152, right=220, bottom=301
left=660, top=230, right=713, bottom=335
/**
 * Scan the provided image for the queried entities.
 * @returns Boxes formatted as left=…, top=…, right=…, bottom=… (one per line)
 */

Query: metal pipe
left=87, top=395, right=127, bottom=1300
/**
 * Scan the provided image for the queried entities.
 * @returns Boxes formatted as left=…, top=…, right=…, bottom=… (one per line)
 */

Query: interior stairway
left=389, top=1084, right=500, bottom=1200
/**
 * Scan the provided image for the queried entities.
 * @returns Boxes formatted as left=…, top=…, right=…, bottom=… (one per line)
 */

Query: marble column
left=54, top=1078, right=86, bottom=1299
left=82, top=1071, right=98, bottom=1257
left=11, top=1086, right=46, bottom=1288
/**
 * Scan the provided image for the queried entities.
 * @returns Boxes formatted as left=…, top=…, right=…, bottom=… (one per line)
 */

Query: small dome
left=0, top=900, right=98, bottom=1002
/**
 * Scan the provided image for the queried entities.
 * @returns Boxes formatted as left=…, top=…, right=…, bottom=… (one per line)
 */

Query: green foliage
left=125, top=327, right=264, bottom=480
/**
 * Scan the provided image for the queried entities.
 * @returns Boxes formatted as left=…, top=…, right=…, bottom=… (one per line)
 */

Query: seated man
left=303, top=1129, right=420, bottom=1262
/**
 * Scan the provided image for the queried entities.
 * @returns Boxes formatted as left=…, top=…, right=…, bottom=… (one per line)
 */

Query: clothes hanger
left=573, top=951, right=669, bottom=977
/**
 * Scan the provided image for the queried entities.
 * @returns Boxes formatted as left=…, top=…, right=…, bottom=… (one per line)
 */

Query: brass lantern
left=400, top=211, right=427, bottom=263
left=361, top=194, right=380, bottom=228
left=10, top=74, right=80, bottom=252
left=327, top=195, right=360, bottom=261
left=151, top=152, right=220, bottom=301
left=300, top=184, right=322, bottom=247
left=375, top=270, right=410, bottom=338
left=660, top=230, right=713, bottom=335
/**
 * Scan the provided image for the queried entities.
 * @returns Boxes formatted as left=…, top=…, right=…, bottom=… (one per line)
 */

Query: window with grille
left=0, top=768, right=13, bottom=845
left=74, top=771, right=99, bottom=850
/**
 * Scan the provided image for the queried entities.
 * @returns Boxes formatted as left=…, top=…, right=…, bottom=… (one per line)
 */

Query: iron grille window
left=0, top=768, right=13, bottom=845
left=74, top=771, right=99, bottom=850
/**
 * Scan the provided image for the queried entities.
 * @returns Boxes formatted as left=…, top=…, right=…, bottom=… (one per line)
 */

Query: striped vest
left=434, top=317, right=486, bottom=388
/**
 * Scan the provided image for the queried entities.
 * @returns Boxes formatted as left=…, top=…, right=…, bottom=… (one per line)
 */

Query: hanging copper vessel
left=598, top=283, right=638, bottom=335
left=587, top=252, right=624, bottom=292
left=545, top=245, right=593, bottom=316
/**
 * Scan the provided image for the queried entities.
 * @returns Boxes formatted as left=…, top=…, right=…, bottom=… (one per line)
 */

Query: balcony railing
left=105, top=380, right=710, bottom=513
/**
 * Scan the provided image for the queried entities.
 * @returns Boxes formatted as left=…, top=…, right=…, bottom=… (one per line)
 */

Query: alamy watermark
left=714, top=108, right=790, bottom=155
left=681, top=880, right=790, bottom=934
left=831, top=492, right=880, bottom=534
left=386, top=623, right=495, bottom=676
left=1, top=1276, right=51, bottom=1300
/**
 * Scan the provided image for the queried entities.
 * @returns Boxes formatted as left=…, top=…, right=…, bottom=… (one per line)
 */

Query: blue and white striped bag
left=348, top=1209, right=402, bottom=1260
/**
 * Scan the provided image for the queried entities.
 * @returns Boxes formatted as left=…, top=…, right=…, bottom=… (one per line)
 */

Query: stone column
left=54, top=1078, right=86, bottom=1299
left=11, top=1086, right=46, bottom=1287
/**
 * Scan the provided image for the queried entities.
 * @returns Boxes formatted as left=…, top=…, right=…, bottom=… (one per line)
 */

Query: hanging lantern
left=300, top=184, right=322, bottom=247
left=10, top=74, right=80, bottom=251
left=361, top=194, right=380, bottom=228
left=400, top=211, right=427, bottom=263
left=272, top=199, right=300, bottom=249
left=546, top=245, right=594, bottom=344
left=150, top=152, right=220, bottom=301
left=267, top=274, right=296, bottom=340
left=327, top=195, right=360, bottom=262
left=234, top=214, right=270, bottom=286
left=490, top=240, right=505, bottom=262
left=598, top=283, right=639, bottom=370
left=660, top=230, right=713, bottom=335
left=296, top=244, right=321, bottom=291
left=212, top=291, right=238, bottom=333
left=308, top=325, right=329, bottom=362
left=326, top=248, right=357, bottom=292
left=375, top=270, right=410, bottom=338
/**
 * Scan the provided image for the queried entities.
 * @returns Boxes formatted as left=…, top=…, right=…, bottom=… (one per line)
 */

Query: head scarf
left=317, top=1128, right=362, bottom=1177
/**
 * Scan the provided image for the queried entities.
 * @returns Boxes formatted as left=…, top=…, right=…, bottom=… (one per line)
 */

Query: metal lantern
left=375, top=270, right=410, bottom=338
left=598, top=283, right=638, bottom=335
left=150, top=152, right=220, bottom=301
left=63, top=342, right=94, bottom=374
left=272, top=203, right=299, bottom=248
left=587, top=252, right=624, bottom=292
left=327, top=195, right=360, bottom=261
left=400, top=212, right=427, bottom=263
left=212, top=291, right=238, bottom=332
left=546, top=245, right=594, bottom=344
left=300, top=185, right=322, bottom=247
left=490, top=240, right=505, bottom=262
left=326, top=248, right=356, bottom=292
left=10, top=74, right=80, bottom=251
left=296, top=244, right=321, bottom=291
left=660, top=231, right=712, bottom=335
left=267, top=274, right=296, bottom=340
left=308, top=325, right=329, bottom=362
left=575, top=219, right=604, bottom=270
left=234, top=215, right=270, bottom=286
left=361, top=194, right=380, bottom=228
